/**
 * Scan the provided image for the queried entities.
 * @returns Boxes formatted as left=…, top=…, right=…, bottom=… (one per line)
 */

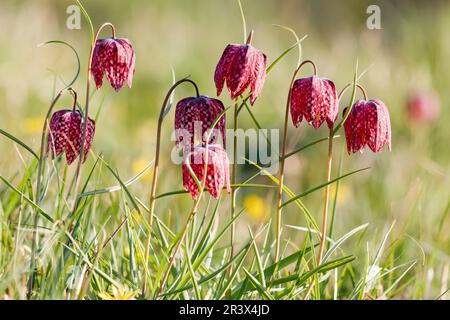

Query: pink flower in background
left=47, top=110, right=95, bottom=164
left=214, top=43, right=267, bottom=105
left=182, top=144, right=231, bottom=199
left=407, top=91, right=440, bottom=123
left=175, top=96, right=226, bottom=150
left=91, top=38, right=136, bottom=92
left=289, top=76, right=338, bottom=129
left=344, top=99, right=391, bottom=154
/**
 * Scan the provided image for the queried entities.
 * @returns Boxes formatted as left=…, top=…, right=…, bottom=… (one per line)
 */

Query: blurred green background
left=0, top=0, right=449, bottom=298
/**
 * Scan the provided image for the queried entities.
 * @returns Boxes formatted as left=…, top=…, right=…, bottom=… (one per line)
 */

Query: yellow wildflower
left=22, top=117, right=45, bottom=134
left=98, top=285, right=139, bottom=300
left=244, top=194, right=267, bottom=222
left=132, top=158, right=153, bottom=183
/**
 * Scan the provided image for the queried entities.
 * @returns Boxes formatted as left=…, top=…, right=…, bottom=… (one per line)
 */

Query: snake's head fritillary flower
left=47, top=110, right=95, bottom=164
left=175, top=96, right=226, bottom=150
left=290, top=76, right=338, bottom=129
left=214, top=35, right=267, bottom=105
left=343, top=99, right=391, bottom=154
left=91, top=37, right=136, bottom=92
left=182, top=144, right=231, bottom=200
left=407, top=91, right=440, bottom=123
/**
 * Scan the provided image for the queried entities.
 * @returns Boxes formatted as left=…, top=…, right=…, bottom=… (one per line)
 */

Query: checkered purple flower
left=91, top=38, right=136, bottom=92
left=343, top=99, right=391, bottom=154
left=175, top=96, right=226, bottom=150
left=290, top=76, right=338, bottom=129
left=214, top=43, right=266, bottom=105
left=47, top=110, right=95, bottom=164
left=182, top=144, right=231, bottom=200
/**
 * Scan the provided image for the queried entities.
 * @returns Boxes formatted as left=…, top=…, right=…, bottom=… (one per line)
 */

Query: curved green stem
left=274, top=59, right=317, bottom=263
left=142, top=78, right=200, bottom=296
left=237, top=0, right=247, bottom=43
left=72, top=22, right=116, bottom=213
left=27, top=87, right=77, bottom=299
left=155, top=105, right=226, bottom=298
left=317, top=127, right=334, bottom=264
left=228, top=101, right=239, bottom=277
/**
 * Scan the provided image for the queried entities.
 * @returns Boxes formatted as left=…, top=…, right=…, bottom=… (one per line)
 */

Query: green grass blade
left=38, top=40, right=80, bottom=89
left=78, top=160, right=154, bottom=198
left=281, top=167, right=370, bottom=208
left=242, top=267, right=274, bottom=300
left=0, top=129, right=39, bottom=160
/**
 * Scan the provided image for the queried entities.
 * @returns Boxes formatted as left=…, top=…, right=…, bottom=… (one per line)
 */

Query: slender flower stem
left=305, top=82, right=367, bottom=299
left=237, top=0, right=247, bottom=43
left=338, top=83, right=368, bottom=102
left=274, top=60, right=317, bottom=263
left=317, top=127, right=334, bottom=264
left=27, top=87, right=77, bottom=299
left=156, top=198, right=199, bottom=299
left=143, top=78, right=200, bottom=296
left=72, top=22, right=116, bottom=213
left=228, top=30, right=255, bottom=275
left=229, top=102, right=238, bottom=276
left=156, top=140, right=213, bottom=298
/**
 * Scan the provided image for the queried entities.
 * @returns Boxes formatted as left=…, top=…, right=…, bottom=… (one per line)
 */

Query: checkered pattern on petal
left=82, top=117, right=96, bottom=163
left=289, top=76, right=338, bottom=129
left=343, top=99, right=391, bottom=154
left=91, top=38, right=136, bottom=92
left=174, top=96, right=226, bottom=150
left=324, top=79, right=339, bottom=127
left=214, top=44, right=240, bottom=97
left=250, top=51, right=267, bottom=105
left=63, top=111, right=83, bottom=164
left=365, top=100, right=391, bottom=153
left=47, top=110, right=96, bottom=165
left=182, top=144, right=230, bottom=199
left=343, top=101, right=367, bottom=154
left=214, top=44, right=266, bottom=104
left=47, top=110, right=69, bottom=157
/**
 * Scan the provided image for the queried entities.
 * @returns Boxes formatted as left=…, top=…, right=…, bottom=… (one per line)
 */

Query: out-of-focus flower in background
left=329, top=184, right=350, bottom=205
left=406, top=90, right=440, bottom=124
left=21, top=116, right=45, bottom=134
left=132, top=157, right=153, bottom=183
left=244, top=194, right=268, bottom=222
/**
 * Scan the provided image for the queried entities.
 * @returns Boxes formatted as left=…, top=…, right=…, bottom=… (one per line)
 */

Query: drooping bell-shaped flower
left=407, top=91, right=440, bottom=123
left=175, top=96, right=226, bottom=150
left=47, top=110, right=95, bottom=164
left=91, top=37, right=136, bottom=92
left=343, top=99, right=391, bottom=154
left=214, top=33, right=267, bottom=105
left=290, top=76, right=338, bottom=129
left=182, top=144, right=231, bottom=200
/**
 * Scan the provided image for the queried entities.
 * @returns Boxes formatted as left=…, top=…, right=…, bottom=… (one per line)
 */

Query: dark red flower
left=47, top=110, right=95, bottom=164
left=175, top=96, right=226, bottom=150
left=182, top=144, right=231, bottom=200
left=343, top=99, right=391, bottom=154
left=91, top=38, right=136, bottom=92
left=407, top=91, right=440, bottom=123
left=214, top=43, right=267, bottom=105
left=290, top=76, right=338, bottom=129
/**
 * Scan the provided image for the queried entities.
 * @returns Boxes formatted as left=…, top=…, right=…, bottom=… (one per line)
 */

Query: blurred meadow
left=0, top=0, right=449, bottom=299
